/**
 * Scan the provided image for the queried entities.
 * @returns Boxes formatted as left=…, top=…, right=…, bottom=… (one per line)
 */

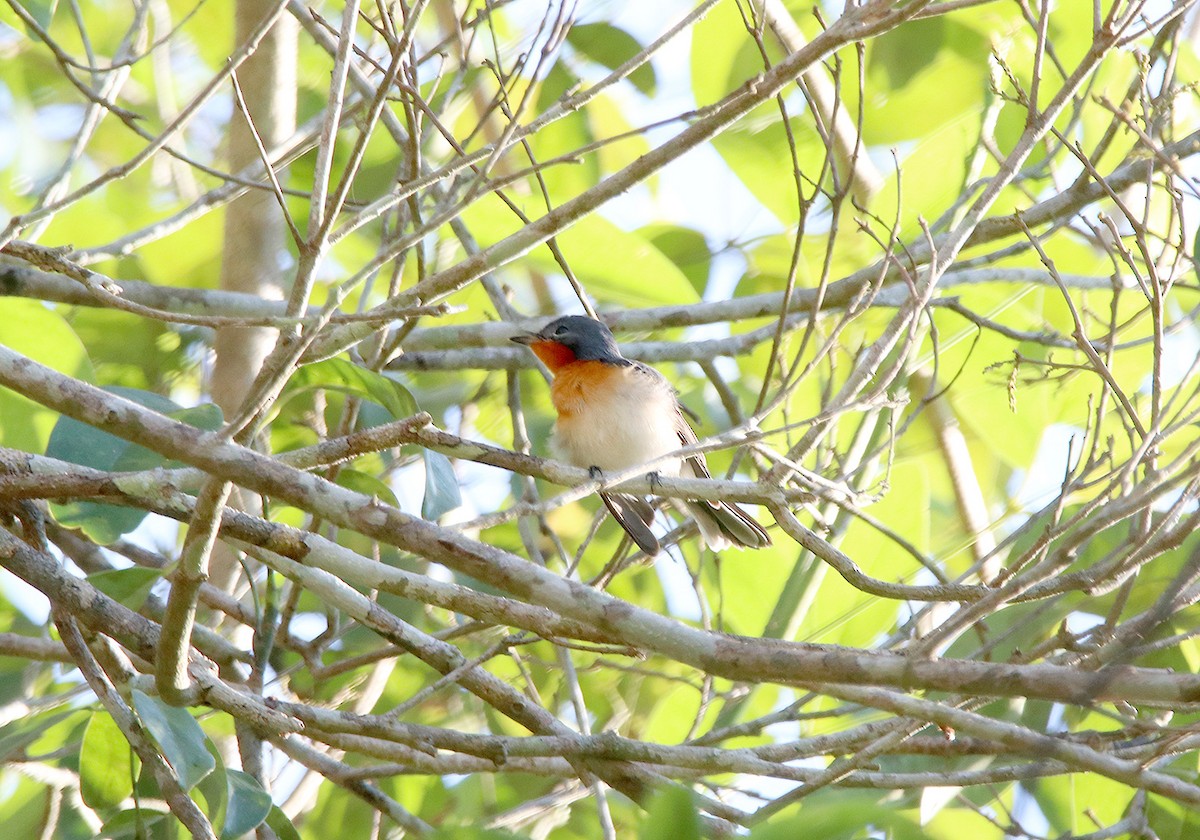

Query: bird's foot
left=647, top=470, right=663, bottom=492
left=588, top=465, right=604, bottom=480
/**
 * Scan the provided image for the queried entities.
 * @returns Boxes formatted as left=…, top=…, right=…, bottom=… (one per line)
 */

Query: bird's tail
left=684, top=500, right=771, bottom=551
left=601, top=492, right=660, bottom=555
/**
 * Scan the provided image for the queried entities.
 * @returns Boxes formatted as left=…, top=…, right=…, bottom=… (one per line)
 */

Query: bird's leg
left=588, top=465, right=604, bottom=481
left=647, top=470, right=663, bottom=494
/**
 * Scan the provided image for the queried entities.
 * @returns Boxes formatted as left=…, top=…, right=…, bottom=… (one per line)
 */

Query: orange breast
left=549, top=360, right=621, bottom=418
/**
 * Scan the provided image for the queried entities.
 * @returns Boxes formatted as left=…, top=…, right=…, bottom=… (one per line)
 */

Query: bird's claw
left=647, top=470, right=663, bottom=492
left=588, top=465, right=604, bottom=481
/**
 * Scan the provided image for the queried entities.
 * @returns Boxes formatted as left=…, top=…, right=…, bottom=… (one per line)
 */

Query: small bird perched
left=512, top=315, right=771, bottom=555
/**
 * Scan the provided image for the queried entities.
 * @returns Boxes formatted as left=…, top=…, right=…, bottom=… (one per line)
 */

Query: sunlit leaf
left=641, top=224, right=711, bottom=297
left=81, top=711, right=135, bottom=810
left=639, top=786, right=702, bottom=840
left=864, top=17, right=990, bottom=143
left=288, top=358, right=418, bottom=421
left=0, top=299, right=92, bottom=454
left=0, top=710, right=76, bottom=761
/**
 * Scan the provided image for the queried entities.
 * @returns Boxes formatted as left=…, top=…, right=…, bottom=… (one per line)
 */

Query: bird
left=512, top=315, right=771, bottom=555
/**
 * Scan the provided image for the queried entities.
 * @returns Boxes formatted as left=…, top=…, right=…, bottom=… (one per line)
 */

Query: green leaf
left=873, top=16, right=947, bottom=89
left=168, top=403, right=224, bottom=433
left=45, top=392, right=160, bottom=471
left=641, top=224, right=712, bottom=298
left=81, top=711, right=136, bottom=810
left=50, top=501, right=147, bottom=546
left=863, top=17, right=989, bottom=143
left=747, top=791, right=926, bottom=839
left=221, top=770, right=272, bottom=839
left=1148, top=790, right=1200, bottom=840
left=45, top=388, right=223, bottom=542
left=264, top=805, right=302, bottom=840
left=0, top=299, right=93, bottom=454
left=462, top=202, right=700, bottom=306
left=691, top=6, right=829, bottom=222
left=690, top=1, right=763, bottom=106
left=87, top=567, right=162, bottom=609
left=421, top=450, right=461, bottom=520
left=289, top=358, right=418, bottom=421
left=0, top=710, right=76, bottom=761
left=97, top=808, right=177, bottom=840
left=430, top=828, right=522, bottom=840
left=336, top=468, right=399, bottom=508
left=1026, top=773, right=1136, bottom=835
left=559, top=218, right=700, bottom=306
left=640, top=786, right=702, bottom=840
left=130, top=690, right=215, bottom=791
left=194, top=752, right=228, bottom=837
left=25, top=0, right=57, bottom=29
left=1192, top=223, right=1200, bottom=281
left=568, top=22, right=656, bottom=95
left=0, top=771, right=54, bottom=839
left=536, top=59, right=580, bottom=112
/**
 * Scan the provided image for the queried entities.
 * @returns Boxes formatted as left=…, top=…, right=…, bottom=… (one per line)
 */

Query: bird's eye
left=553, top=324, right=568, bottom=336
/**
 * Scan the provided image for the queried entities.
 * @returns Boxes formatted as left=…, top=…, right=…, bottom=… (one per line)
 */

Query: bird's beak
left=510, top=331, right=540, bottom=346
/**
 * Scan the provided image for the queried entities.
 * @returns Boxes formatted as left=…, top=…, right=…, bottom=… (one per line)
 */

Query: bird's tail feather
left=685, top=500, right=771, bottom=551
left=601, top=492, right=660, bottom=555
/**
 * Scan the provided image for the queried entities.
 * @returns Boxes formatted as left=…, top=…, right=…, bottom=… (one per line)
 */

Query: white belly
left=552, top=372, right=682, bottom=475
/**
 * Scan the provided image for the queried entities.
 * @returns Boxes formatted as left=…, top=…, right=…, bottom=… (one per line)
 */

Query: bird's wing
left=672, top=403, right=713, bottom=481
left=668, top=390, right=773, bottom=550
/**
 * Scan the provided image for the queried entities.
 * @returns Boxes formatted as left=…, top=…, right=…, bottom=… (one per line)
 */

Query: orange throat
left=549, top=359, right=618, bottom=419
left=529, top=340, right=577, bottom=373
